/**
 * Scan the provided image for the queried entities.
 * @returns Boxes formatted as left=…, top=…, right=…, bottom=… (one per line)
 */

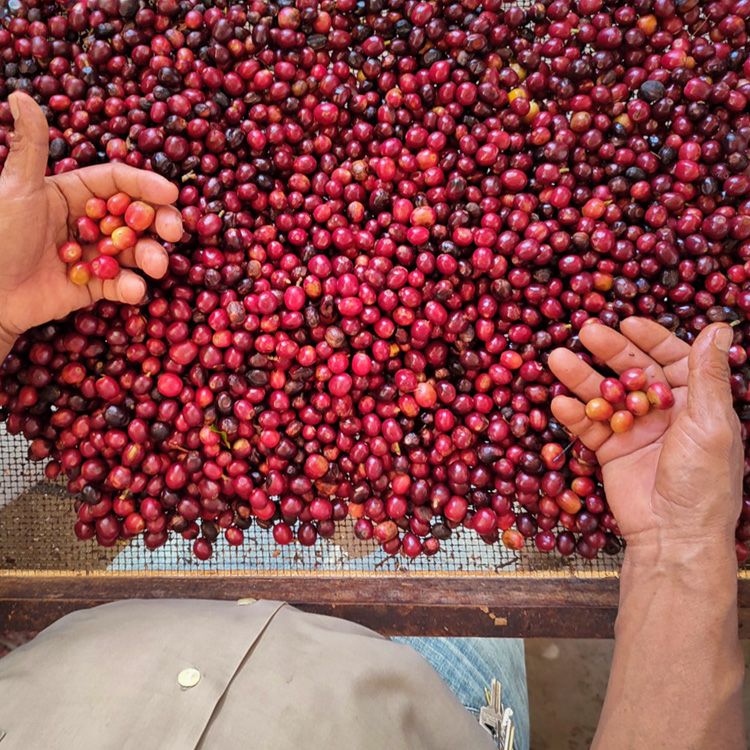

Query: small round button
left=177, top=667, right=201, bottom=689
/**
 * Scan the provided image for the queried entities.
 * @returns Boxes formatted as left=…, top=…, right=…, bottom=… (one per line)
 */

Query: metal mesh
left=0, top=423, right=623, bottom=579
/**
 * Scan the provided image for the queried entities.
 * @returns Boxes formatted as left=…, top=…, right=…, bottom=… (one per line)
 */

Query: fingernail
left=9, top=94, right=19, bottom=121
left=715, top=327, right=732, bottom=352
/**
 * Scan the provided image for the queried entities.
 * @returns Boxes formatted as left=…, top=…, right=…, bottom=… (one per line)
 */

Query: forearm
left=593, top=539, right=745, bottom=749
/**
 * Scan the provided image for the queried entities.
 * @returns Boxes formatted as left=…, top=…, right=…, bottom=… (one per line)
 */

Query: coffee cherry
left=90, top=255, right=120, bottom=280
left=124, top=201, right=156, bottom=232
left=625, top=391, right=650, bottom=417
left=585, top=397, right=615, bottom=422
left=75, top=216, right=100, bottom=243
left=599, top=378, right=626, bottom=404
left=646, top=382, right=675, bottom=410
left=157, top=373, right=183, bottom=398
left=85, top=198, right=108, bottom=220
left=619, top=368, right=648, bottom=392
left=111, top=226, right=137, bottom=251
left=610, top=411, right=635, bottom=434
left=67, top=261, right=91, bottom=286
left=501, top=529, right=525, bottom=550
left=58, top=241, right=82, bottom=264
left=106, top=192, right=131, bottom=216
left=99, top=214, right=124, bottom=236
left=97, top=237, right=119, bottom=256
left=193, top=538, right=213, bottom=560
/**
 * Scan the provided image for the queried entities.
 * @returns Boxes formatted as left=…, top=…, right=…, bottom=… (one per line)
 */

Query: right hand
left=0, top=91, right=183, bottom=347
left=548, top=318, right=743, bottom=562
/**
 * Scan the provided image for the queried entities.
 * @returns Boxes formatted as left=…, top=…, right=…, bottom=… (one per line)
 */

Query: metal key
left=479, top=678, right=516, bottom=750
left=500, top=707, right=515, bottom=750
left=479, top=678, right=503, bottom=737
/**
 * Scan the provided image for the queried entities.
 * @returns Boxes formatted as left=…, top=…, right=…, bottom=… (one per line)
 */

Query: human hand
left=0, top=91, right=183, bottom=349
left=548, top=318, right=742, bottom=562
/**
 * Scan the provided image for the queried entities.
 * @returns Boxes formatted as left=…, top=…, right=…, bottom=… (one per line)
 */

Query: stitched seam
left=193, top=602, right=288, bottom=749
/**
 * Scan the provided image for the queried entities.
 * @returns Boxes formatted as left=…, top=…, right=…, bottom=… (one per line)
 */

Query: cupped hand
left=0, top=91, right=183, bottom=344
left=548, top=318, right=742, bottom=558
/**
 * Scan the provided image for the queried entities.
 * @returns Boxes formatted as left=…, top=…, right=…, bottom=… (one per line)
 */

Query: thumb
left=687, top=323, right=734, bottom=421
left=0, top=92, right=49, bottom=194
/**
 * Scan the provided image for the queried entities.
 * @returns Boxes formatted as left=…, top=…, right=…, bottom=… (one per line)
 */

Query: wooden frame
left=3, top=475, right=745, bottom=639
left=2, top=573, right=750, bottom=638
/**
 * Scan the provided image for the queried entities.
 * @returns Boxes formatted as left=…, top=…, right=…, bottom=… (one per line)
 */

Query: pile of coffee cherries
left=585, top=367, right=675, bottom=432
left=0, top=0, right=749, bottom=562
left=60, top=193, right=156, bottom=284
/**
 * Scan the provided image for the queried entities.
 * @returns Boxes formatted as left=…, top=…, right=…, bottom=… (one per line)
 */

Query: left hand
left=0, top=91, right=183, bottom=346
left=548, top=318, right=742, bottom=559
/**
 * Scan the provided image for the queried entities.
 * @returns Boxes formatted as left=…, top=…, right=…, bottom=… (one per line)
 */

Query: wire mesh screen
left=0, top=423, right=623, bottom=579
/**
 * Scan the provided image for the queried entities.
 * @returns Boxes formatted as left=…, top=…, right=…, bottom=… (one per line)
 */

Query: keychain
left=479, top=678, right=516, bottom=750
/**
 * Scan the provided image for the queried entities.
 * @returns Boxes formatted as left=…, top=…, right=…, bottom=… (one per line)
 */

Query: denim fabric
left=393, top=637, right=529, bottom=750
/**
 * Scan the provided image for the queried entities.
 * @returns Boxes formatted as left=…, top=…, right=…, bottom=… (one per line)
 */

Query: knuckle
left=9, top=131, right=29, bottom=153
left=113, top=162, right=133, bottom=184
left=11, top=129, right=46, bottom=152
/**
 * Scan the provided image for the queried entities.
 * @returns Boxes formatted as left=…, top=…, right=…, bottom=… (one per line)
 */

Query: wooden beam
left=2, top=575, right=748, bottom=638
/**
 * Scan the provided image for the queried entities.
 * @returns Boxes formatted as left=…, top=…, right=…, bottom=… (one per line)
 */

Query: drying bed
left=1, top=425, right=748, bottom=638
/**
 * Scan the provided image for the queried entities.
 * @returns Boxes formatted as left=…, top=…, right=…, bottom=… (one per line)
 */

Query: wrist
left=622, top=532, right=738, bottom=593
left=624, top=519, right=737, bottom=567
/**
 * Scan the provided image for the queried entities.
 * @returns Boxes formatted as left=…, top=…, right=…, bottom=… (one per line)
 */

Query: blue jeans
left=394, top=637, right=529, bottom=750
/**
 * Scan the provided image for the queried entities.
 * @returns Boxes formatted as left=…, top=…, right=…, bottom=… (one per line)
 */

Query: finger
left=619, top=317, right=690, bottom=387
left=154, top=205, right=183, bottom=242
left=1, top=92, right=49, bottom=194
left=547, top=348, right=603, bottom=402
left=119, top=238, right=169, bottom=279
left=550, top=396, right=611, bottom=451
left=88, top=270, right=147, bottom=306
left=69, top=163, right=179, bottom=205
left=687, top=323, right=734, bottom=421
left=578, top=323, right=664, bottom=381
